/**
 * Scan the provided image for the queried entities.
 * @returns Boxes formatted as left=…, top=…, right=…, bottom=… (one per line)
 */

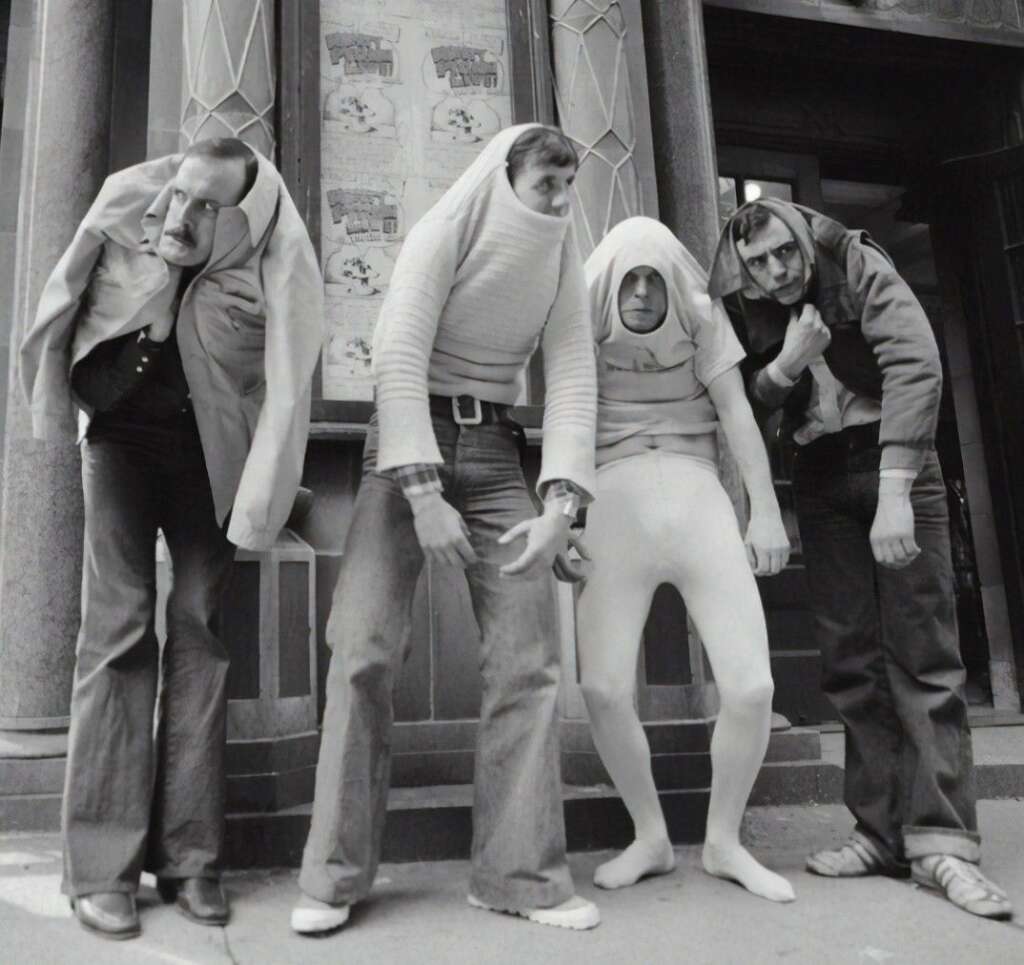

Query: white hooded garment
left=371, top=123, right=597, bottom=497
left=585, top=216, right=745, bottom=455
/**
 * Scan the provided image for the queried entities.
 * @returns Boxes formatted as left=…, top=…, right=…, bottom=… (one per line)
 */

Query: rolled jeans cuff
left=903, top=827, right=981, bottom=863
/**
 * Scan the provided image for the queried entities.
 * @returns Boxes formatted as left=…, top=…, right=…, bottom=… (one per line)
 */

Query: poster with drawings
left=320, top=0, right=511, bottom=402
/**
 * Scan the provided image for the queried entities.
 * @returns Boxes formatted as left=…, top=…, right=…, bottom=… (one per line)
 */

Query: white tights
left=577, top=451, right=794, bottom=902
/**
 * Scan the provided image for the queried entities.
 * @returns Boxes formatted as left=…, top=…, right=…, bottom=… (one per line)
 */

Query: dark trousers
left=299, top=413, right=573, bottom=910
left=793, top=438, right=980, bottom=864
left=62, top=416, right=236, bottom=896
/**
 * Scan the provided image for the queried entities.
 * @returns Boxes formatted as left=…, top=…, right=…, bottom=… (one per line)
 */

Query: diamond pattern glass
left=550, top=0, right=645, bottom=257
left=181, top=0, right=276, bottom=157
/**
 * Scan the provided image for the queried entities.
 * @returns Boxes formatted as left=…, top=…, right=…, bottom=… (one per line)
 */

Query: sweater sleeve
left=849, top=241, right=941, bottom=472
left=538, top=239, right=597, bottom=499
left=371, top=217, right=459, bottom=471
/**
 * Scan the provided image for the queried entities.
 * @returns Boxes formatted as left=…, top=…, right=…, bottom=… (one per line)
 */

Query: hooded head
left=708, top=199, right=820, bottom=304
left=154, top=138, right=257, bottom=267
left=586, top=216, right=716, bottom=349
left=419, top=123, right=577, bottom=228
left=141, top=139, right=281, bottom=275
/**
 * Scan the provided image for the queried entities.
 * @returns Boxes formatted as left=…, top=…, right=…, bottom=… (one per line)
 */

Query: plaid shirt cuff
left=394, top=463, right=444, bottom=500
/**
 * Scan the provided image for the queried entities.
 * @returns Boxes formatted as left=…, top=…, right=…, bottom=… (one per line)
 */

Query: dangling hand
left=744, top=511, right=791, bottom=576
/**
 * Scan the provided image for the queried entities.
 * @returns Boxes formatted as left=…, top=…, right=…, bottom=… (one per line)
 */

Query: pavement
left=3, top=801, right=1024, bottom=964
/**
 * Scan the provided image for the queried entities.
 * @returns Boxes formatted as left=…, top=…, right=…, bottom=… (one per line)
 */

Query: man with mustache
left=20, top=138, right=323, bottom=939
left=708, top=199, right=1012, bottom=921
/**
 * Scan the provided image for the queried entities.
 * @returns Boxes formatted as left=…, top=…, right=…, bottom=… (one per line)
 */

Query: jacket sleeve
left=538, top=237, right=597, bottom=500
left=370, top=216, right=457, bottom=471
left=849, top=241, right=941, bottom=472
left=226, top=187, right=325, bottom=551
left=20, top=217, right=107, bottom=440
left=20, top=156, right=182, bottom=441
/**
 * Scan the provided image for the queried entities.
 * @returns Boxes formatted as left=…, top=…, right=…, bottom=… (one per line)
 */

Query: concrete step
left=225, top=783, right=712, bottom=869
left=0, top=756, right=65, bottom=795
left=0, top=792, right=62, bottom=832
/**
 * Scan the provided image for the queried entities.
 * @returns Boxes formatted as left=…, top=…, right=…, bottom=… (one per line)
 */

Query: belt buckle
left=452, top=395, right=483, bottom=426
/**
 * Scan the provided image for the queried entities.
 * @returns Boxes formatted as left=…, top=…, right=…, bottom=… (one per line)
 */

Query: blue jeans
left=62, top=415, right=236, bottom=896
left=793, top=441, right=980, bottom=864
left=299, top=412, right=574, bottom=909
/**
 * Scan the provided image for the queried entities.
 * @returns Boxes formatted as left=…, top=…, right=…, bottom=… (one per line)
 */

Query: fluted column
left=0, top=0, right=115, bottom=731
left=181, top=0, right=275, bottom=156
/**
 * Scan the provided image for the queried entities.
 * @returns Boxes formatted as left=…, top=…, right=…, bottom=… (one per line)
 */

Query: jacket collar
left=139, top=148, right=281, bottom=266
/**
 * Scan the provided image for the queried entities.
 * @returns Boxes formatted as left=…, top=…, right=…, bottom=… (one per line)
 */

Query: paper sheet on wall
left=320, top=0, right=512, bottom=401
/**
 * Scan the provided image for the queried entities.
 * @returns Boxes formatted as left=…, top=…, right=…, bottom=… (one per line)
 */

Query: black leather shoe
left=71, top=892, right=141, bottom=940
left=174, top=877, right=229, bottom=926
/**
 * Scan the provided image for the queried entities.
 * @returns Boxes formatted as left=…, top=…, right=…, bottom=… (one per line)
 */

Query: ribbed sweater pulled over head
left=371, top=124, right=597, bottom=496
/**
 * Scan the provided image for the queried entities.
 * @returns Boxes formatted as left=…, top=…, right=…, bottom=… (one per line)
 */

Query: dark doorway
left=702, top=5, right=1024, bottom=719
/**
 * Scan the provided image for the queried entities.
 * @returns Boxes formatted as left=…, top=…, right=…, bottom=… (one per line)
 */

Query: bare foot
left=594, top=838, right=676, bottom=890
left=702, top=841, right=795, bottom=903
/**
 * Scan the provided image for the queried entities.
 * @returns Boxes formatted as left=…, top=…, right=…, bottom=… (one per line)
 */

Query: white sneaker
left=468, top=893, right=600, bottom=930
left=290, top=895, right=351, bottom=935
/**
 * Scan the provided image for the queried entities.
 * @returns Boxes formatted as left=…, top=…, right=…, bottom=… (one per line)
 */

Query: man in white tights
left=576, top=217, right=795, bottom=902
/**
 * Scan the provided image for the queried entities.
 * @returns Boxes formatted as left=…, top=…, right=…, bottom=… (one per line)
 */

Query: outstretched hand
left=498, top=509, right=572, bottom=580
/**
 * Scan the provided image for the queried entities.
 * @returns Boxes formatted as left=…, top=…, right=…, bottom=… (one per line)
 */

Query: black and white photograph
left=1, top=1, right=1024, bottom=962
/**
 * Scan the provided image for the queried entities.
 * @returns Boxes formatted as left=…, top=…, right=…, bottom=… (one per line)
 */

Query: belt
left=798, top=420, right=881, bottom=457
left=428, top=394, right=511, bottom=426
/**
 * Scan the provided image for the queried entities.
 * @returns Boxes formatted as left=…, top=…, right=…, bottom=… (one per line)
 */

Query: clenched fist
left=776, top=304, right=831, bottom=380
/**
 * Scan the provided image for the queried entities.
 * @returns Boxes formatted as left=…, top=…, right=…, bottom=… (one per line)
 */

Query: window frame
left=277, top=0, right=554, bottom=432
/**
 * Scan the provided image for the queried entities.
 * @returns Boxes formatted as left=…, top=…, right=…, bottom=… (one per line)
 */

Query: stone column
left=639, top=0, right=719, bottom=267
left=0, top=0, right=115, bottom=733
left=181, top=0, right=275, bottom=156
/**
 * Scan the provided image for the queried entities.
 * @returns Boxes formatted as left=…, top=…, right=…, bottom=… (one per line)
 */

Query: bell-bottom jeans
left=299, top=413, right=574, bottom=910
left=61, top=414, right=236, bottom=897
left=793, top=440, right=980, bottom=866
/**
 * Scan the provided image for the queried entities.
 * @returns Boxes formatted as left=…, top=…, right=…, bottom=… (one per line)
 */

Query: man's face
left=736, top=214, right=806, bottom=305
left=156, top=155, right=248, bottom=267
left=510, top=159, right=576, bottom=217
left=618, top=266, right=668, bottom=333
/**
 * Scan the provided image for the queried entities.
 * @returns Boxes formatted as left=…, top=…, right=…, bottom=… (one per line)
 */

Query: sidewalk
left=3, top=801, right=1023, bottom=965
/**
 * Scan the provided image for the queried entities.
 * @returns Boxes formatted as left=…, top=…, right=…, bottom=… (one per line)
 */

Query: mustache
left=164, top=226, right=195, bottom=247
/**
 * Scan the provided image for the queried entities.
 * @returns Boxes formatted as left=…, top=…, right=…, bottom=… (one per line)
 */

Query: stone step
left=0, top=756, right=66, bottom=795
left=224, top=784, right=713, bottom=869
left=0, top=792, right=62, bottom=832
left=7, top=760, right=1024, bottom=856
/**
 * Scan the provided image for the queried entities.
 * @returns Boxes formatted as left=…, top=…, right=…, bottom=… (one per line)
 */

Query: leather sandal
left=912, top=855, right=1013, bottom=921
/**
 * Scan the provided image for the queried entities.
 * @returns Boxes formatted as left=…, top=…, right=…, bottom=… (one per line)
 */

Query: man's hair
left=506, top=126, right=578, bottom=182
left=182, top=137, right=258, bottom=199
left=730, top=203, right=774, bottom=244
